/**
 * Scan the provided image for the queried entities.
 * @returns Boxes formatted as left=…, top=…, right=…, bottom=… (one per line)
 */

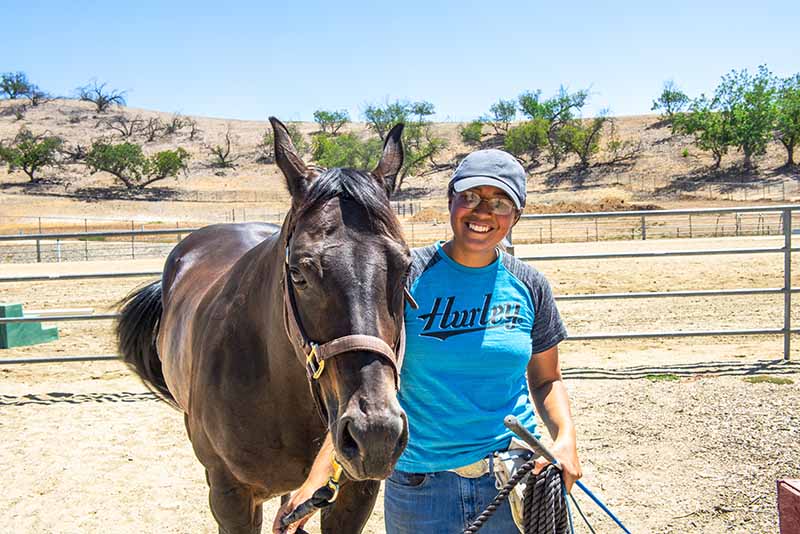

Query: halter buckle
left=306, top=343, right=324, bottom=379
left=326, top=454, right=344, bottom=502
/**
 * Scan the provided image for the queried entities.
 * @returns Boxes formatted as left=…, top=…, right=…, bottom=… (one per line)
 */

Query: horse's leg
left=206, top=467, right=263, bottom=534
left=320, top=479, right=380, bottom=534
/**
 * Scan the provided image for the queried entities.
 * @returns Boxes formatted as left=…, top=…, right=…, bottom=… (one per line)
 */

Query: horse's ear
left=372, top=123, right=404, bottom=197
left=270, top=117, right=313, bottom=205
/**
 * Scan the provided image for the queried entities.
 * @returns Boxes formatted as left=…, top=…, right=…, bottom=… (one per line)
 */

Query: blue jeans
left=384, top=468, right=518, bottom=534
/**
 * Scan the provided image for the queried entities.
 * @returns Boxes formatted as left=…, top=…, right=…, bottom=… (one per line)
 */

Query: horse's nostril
left=338, top=419, right=360, bottom=460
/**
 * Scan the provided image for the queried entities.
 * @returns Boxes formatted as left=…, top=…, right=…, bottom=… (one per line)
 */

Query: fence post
left=689, top=214, right=693, bottom=238
left=36, top=240, right=41, bottom=263
left=84, top=219, right=89, bottom=261
left=641, top=216, right=646, bottom=240
left=784, top=208, right=792, bottom=361
left=130, top=220, right=135, bottom=259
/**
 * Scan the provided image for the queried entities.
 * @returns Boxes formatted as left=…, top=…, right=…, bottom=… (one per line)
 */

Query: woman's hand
left=272, top=483, right=318, bottom=534
left=273, top=433, right=336, bottom=533
left=529, top=439, right=582, bottom=494
left=550, top=439, right=582, bottom=494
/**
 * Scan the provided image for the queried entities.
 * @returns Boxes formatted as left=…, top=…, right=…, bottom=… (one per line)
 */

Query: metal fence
left=2, top=205, right=798, bottom=364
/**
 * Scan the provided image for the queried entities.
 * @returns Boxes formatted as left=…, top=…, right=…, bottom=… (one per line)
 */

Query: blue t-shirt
left=395, top=243, right=567, bottom=473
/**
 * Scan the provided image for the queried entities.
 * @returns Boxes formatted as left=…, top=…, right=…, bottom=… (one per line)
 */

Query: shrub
left=0, top=72, right=33, bottom=100
left=504, top=119, right=548, bottom=165
left=651, top=80, right=689, bottom=120
left=86, top=141, right=189, bottom=189
left=150, top=148, right=190, bottom=180
left=313, top=110, right=349, bottom=135
left=163, top=113, right=188, bottom=136
left=459, top=120, right=484, bottom=146
left=257, top=123, right=308, bottom=164
left=77, top=81, right=126, bottom=112
left=558, top=115, right=609, bottom=168
left=483, top=99, right=516, bottom=135
left=363, top=100, right=446, bottom=191
left=312, top=133, right=383, bottom=169
left=208, top=128, right=241, bottom=168
left=0, top=127, right=63, bottom=181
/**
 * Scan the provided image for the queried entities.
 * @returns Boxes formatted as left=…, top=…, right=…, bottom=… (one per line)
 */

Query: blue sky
left=4, top=0, right=799, bottom=122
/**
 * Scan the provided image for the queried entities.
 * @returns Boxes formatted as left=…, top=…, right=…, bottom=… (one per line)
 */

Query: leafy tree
left=0, top=72, right=32, bottom=99
left=363, top=101, right=409, bottom=140
left=362, top=100, right=446, bottom=191
left=673, top=96, right=733, bottom=169
left=149, top=148, right=191, bottom=180
left=558, top=114, right=610, bottom=168
left=518, top=87, right=589, bottom=167
left=459, top=120, right=484, bottom=146
left=651, top=80, right=689, bottom=120
left=312, top=133, right=383, bottom=169
left=483, top=99, right=516, bottom=135
left=77, top=81, right=126, bottom=112
left=775, top=73, right=800, bottom=166
left=504, top=119, right=548, bottom=165
left=715, top=65, right=776, bottom=170
left=86, top=141, right=190, bottom=188
left=0, top=127, right=63, bottom=181
left=313, top=109, right=349, bottom=135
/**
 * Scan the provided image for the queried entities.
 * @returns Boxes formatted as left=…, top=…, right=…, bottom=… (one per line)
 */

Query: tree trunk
left=743, top=150, right=754, bottom=171
left=781, top=138, right=796, bottom=166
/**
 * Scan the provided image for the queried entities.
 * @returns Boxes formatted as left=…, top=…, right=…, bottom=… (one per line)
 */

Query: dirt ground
left=2, top=237, right=799, bottom=534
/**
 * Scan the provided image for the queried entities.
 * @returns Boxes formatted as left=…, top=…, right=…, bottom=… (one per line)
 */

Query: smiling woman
left=278, top=149, right=582, bottom=534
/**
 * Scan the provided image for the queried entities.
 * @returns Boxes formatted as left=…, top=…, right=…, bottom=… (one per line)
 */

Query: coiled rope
left=463, top=460, right=570, bottom=534
left=523, top=465, right=569, bottom=534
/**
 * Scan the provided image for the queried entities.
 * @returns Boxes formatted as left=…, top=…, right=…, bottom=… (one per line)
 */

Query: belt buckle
left=450, top=458, right=489, bottom=478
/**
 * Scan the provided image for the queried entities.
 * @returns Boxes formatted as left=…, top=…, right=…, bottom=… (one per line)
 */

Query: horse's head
left=271, top=117, right=409, bottom=480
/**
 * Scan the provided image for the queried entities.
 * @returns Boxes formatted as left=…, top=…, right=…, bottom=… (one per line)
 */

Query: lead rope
left=462, top=461, right=572, bottom=534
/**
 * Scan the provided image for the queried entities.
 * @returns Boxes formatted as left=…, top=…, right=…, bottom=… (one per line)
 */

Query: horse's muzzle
left=334, top=397, right=408, bottom=480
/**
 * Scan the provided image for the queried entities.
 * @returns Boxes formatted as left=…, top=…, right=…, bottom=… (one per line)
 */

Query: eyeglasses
left=454, top=190, right=517, bottom=216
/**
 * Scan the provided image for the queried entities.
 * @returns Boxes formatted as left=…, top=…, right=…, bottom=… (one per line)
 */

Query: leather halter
left=282, top=243, right=411, bottom=391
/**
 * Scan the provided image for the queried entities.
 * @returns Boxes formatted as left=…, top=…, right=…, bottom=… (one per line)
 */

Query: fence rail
left=2, top=205, right=798, bottom=363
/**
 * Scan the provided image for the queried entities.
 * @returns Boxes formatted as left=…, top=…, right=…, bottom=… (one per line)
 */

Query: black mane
left=296, top=168, right=403, bottom=240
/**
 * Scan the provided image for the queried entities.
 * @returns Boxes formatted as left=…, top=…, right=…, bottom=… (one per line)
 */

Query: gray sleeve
left=406, top=245, right=439, bottom=290
left=501, top=253, right=567, bottom=354
left=529, top=274, right=568, bottom=354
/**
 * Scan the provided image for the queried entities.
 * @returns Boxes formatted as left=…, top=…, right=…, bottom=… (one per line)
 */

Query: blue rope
left=574, top=480, right=631, bottom=534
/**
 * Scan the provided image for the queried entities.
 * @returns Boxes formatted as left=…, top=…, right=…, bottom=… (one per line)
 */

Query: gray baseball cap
left=449, top=149, right=527, bottom=209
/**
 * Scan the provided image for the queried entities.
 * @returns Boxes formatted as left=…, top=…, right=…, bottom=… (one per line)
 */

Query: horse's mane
left=295, top=168, right=403, bottom=241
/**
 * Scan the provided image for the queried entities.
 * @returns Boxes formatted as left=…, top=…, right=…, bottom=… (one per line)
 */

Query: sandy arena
left=2, top=238, right=799, bottom=533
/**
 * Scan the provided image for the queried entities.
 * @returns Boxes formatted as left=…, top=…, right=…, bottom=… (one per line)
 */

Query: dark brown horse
left=117, top=118, right=410, bottom=533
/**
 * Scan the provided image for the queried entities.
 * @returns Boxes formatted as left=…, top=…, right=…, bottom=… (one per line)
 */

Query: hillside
left=0, top=98, right=798, bottom=228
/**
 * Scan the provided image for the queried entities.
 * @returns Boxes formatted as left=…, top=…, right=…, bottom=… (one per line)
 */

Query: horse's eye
left=289, top=269, right=307, bottom=287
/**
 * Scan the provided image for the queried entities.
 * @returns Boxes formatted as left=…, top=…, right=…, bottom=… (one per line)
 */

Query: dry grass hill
left=1, top=98, right=798, bottom=232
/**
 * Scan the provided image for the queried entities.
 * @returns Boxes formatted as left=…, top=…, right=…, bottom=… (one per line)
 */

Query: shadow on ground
left=563, top=358, right=799, bottom=380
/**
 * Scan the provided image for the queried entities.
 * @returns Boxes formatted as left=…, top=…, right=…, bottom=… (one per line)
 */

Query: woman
left=274, top=149, right=581, bottom=534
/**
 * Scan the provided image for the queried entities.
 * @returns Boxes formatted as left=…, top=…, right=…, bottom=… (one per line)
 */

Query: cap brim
left=451, top=176, right=522, bottom=209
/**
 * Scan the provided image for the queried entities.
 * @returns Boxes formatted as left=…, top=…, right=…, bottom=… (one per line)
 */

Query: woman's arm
left=272, top=432, right=335, bottom=534
left=527, top=344, right=582, bottom=493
